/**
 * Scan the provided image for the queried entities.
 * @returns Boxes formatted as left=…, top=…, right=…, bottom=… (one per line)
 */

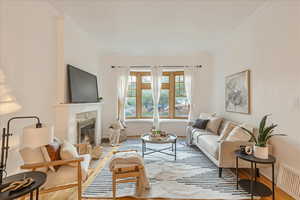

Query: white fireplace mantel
left=54, top=102, right=103, bottom=145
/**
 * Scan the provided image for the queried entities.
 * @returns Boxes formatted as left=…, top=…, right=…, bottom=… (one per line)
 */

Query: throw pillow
left=218, top=122, right=236, bottom=142
left=41, top=139, right=61, bottom=172
left=60, top=140, right=79, bottom=167
left=192, top=119, right=209, bottom=129
left=19, top=147, right=48, bottom=172
left=206, top=117, right=223, bottom=135
left=226, top=126, right=251, bottom=142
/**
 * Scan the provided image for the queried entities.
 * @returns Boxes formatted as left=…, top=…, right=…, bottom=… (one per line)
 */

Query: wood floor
left=37, top=144, right=294, bottom=200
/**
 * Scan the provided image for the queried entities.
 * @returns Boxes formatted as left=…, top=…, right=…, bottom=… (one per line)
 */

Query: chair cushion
left=19, top=147, right=48, bottom=173
left=41, top=139, right=61, bottom=172
left=196, top=135, right=220, bottom=160
left=60, top=140, right=79, bottom=167
left=43, top=153, right=91, bottom=189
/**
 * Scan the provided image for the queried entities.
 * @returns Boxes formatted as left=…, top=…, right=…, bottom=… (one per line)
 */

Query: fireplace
left=76, top=111, right=97, bottom=146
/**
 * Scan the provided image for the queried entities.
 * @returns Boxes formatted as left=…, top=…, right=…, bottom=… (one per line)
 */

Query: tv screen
left=67, top=65, right=99, bottom=103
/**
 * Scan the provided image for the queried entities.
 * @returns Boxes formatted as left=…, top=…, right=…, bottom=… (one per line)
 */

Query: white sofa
left=187, top=117, right=255, bottom=177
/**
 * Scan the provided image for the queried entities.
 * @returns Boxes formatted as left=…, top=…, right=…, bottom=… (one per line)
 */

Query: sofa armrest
left=187, top=120, right=195, bottom=126
left=218, top=141, right=253, bottom=168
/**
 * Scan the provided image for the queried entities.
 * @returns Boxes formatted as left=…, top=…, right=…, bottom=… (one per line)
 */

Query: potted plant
left=241, top=115, right=286, bottom=159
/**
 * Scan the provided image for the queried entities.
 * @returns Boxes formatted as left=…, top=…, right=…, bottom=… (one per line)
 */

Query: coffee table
left=141, top=133, right=177, bottom=160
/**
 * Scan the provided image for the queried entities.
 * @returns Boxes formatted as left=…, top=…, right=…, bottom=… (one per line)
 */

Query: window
left=125, top=71, right=189, bottom=119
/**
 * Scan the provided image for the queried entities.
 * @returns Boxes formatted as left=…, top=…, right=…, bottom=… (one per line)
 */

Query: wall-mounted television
left=67, top=64, right=99, bottom=103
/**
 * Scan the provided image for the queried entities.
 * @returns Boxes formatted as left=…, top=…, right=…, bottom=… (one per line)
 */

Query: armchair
left=19, top=143, right=91, bottom=200
left=20, top=157, right=86, bottom=200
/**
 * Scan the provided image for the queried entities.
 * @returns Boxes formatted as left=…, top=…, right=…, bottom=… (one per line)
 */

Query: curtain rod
left=111, top=65, right=202, bottom=69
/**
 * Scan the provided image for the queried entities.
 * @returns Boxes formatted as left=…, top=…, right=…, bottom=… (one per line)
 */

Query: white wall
left=55, top=16, right=101, bottom=104
left=99, top=53, right=214, bottom=137
left=0, top=0, right=101, bottom=175
left=212, top=1, right=300, bottom=179
left=0, top=0, right=58, bottom=135
left=0, top=0, right=59, bottom=175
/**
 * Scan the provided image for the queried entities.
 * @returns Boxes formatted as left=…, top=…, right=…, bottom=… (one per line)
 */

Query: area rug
left=83, top=139, right=253, bottom=199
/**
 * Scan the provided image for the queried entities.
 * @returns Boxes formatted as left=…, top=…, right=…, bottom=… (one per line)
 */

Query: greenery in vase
left=241, top=114, right=286, bottom=147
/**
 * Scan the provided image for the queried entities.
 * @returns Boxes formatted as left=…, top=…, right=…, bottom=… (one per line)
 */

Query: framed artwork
left=225, top=70, right=250, bottom=114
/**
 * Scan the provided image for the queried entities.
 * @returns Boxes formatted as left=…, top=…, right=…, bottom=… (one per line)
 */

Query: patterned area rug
left=83, top=139, right=252, bottom=199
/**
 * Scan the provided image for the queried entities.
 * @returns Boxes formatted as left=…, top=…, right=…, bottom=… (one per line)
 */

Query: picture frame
left=225, top=70, right=250, bottom=114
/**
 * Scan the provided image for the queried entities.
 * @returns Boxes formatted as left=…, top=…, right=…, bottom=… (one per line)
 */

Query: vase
left=254, top=145, right=269, bottom=159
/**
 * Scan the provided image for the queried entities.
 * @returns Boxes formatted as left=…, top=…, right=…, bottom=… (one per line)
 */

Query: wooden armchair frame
left=21, top=157, right=84, bottom=200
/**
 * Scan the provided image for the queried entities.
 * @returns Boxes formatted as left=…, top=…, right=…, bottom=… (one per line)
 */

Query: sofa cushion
left=192, top=119, right=209, bottom=129
left=199, top=112, right=216, bottom=119
left=192, top=129, right=213, bottom=144
left=206, top=117, right=223, bottom=135
left=226, top=126, right=251, bottom=142
left=218, top=121, right=236, bottom=142
left=196, top=135, right=220, bottom=160
left=43, top=153, right=91, bottom=189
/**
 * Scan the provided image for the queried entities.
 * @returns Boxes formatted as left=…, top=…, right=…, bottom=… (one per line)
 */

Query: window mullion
left=136, top=73, right=142, bottom=118
left=169, top=73, right=175, bottom=119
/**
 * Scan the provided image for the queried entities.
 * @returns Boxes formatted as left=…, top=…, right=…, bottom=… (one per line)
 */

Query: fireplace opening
left=77, top=111, right=97, bottom=146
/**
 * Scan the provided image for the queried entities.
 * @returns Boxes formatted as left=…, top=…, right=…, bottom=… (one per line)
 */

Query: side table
left=0, top=171, right=46, bottom=200
left=235, top=150, right=276, bottom=200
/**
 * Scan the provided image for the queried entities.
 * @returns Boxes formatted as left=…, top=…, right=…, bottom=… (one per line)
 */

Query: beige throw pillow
left=19, top=147, right=48, bottom=172
left=60, top=140, right=79, bottom=167
left=206, top=117, right=223, bottom=135
left=226, top=126, right=251, bottom=142
left=218, top=122, right=236, bottom=142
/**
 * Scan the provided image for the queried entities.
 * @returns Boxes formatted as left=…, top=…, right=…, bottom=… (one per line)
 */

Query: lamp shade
left=22, top=124, right=53, bottom=148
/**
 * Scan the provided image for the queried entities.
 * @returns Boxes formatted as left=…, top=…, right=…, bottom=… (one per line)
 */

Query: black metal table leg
left=142, top=140, right=144, bottom=157
left=236, top=156, right=239, bottom=189
left=30, top=191, right=33, bottom=200
left=251, top=161, right=253, bottom=200
left=175, top=140, right=177, bottom=160
left=36, top=188, right=39, bottom=200
left=255, top=163, right=257, bottom=182
left=272, top=163, right=275, bottom=200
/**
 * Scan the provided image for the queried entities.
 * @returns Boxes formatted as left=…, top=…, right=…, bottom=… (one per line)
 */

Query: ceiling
left=50, top=0, right=267, bottom=55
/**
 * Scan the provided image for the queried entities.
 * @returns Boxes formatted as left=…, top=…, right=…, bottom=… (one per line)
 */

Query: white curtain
left=117, top=67, right=130, bottom=121
left=151, top=66, right=163, bottom=129
left=184, top=66, right=198, bottom=120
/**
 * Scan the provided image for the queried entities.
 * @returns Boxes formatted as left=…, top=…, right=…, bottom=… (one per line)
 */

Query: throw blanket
left=109, top=151, right=151, bottom=193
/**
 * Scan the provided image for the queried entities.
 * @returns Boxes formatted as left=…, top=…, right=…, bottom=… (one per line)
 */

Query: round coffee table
left=141, top=133, right=177, bottom=160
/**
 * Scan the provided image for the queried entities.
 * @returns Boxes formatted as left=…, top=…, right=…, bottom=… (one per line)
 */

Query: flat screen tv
left=67, top=64, right=99, bottom=103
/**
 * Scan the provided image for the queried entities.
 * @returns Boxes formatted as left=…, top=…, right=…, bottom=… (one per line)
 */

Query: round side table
left=235, top=150, right=276, bottom=200
left=0, top=171, right=46, bottom=200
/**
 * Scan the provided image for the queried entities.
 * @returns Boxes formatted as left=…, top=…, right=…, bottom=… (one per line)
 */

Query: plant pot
left=254, top=145, right=269, bottom=159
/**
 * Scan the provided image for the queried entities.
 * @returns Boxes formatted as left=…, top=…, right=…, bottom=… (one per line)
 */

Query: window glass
left=161, top=76, right=169, bottom=83
left=175, top=97, right=189, bottom=117
left=125, top=75, right=136, bottom=117
left=159, top=89, right=169, bottom=117
left=142, top=89, right=153, bottom=117
left=142, top=76, right=152, bottom=83
left=125, top=97, right=136, bottom=117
